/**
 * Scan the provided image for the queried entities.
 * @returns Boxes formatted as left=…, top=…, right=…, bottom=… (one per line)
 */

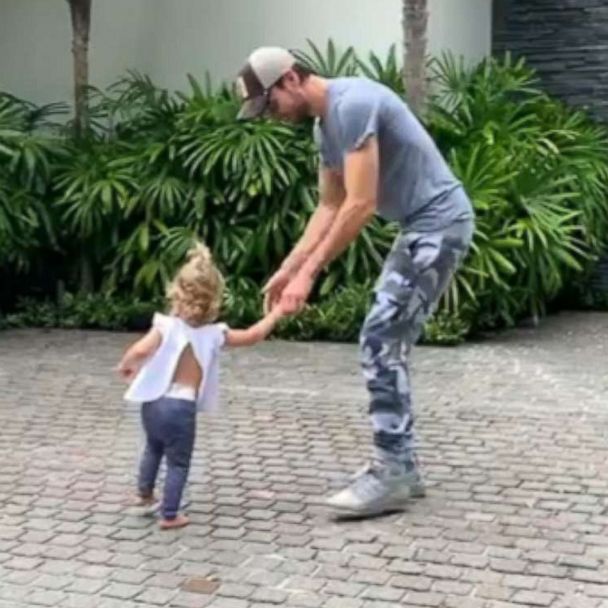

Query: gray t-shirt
left=314, top=77, right=473, bottom=231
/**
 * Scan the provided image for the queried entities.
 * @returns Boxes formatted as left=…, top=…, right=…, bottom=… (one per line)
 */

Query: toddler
left=117, top=243, right=285, bottom=529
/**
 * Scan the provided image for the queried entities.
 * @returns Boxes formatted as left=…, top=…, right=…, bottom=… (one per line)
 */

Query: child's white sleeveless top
left=124, top=313, right=227, bottom=412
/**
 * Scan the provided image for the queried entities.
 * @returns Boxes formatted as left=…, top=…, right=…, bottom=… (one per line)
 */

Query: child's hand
left=115, top=329, right=161, bottom=382
left=116, top=362, right=137, bottom=382
left=225, top=302, right=289, bottom=348
left=269, top=301, right=290, bottom=319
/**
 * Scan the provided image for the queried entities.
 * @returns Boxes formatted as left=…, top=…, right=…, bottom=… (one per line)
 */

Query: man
left=236, top=47, right=474, bottom=517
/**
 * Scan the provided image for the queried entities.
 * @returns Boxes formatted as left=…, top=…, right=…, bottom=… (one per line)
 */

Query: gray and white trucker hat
left=236, top=47, right=297, bottom=119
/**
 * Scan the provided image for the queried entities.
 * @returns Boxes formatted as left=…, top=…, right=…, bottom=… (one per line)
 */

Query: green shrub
left=277, top=283, right=371, bottom=342
left=3, top=293, right=160, bottom=331
left=0, top=93, right=65, bottom=270
left=0, top=286, right=468, bottom=347
left=420, top=310, right=471, bottom=346
left=50, top=71, right=395, bottom=301
left=2, top=43, right=608, bottom=342
left=427, top=53, right=608, bottom=329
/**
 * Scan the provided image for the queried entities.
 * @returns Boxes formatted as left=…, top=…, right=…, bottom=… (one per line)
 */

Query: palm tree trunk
left=67, top=0, right=92, bottom=138
left=403, top=0, right=429, bottom=115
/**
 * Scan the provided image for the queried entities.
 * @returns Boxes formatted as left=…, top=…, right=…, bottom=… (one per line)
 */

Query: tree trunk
left=79, top=251, right=95, bottom=294
left=67, top=0, right=92, bottom=138
left=403, top=0, right=429, bottom=115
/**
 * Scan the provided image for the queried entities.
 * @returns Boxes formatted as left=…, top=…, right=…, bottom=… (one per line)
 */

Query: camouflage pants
left=359, top=218, right=474, bottom=468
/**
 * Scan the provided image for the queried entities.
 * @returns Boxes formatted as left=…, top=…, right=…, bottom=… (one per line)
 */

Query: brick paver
left=0, top=311, right=607, bottom=607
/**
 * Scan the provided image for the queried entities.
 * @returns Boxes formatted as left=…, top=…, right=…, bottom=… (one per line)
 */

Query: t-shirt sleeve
left=337, top=94, right=380, bottom=154
left=214, top=323, right=229, bottom=349
left=152, top=313, right=171, bottom=338
left=313, top=120, right=333, bottom=168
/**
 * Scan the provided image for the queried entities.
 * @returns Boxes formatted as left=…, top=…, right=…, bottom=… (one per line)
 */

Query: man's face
left=266, top=72, right=310, bottom=123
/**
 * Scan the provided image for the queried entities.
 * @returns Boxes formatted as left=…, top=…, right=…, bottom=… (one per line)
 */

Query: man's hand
left=262, top=267, right=294, bottom=313
left=279, top=272, right=315, bottom=314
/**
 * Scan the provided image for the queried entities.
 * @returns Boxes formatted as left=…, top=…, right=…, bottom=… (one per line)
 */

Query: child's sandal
left=159, top=514, right=190, bottom=530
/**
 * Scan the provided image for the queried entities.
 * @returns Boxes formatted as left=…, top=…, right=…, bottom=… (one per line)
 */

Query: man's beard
left=284, top=99, right=311, bottom=123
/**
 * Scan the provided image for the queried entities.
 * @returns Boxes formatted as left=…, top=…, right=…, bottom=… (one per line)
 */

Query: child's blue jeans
left=138, top=396, right=196, bottom=519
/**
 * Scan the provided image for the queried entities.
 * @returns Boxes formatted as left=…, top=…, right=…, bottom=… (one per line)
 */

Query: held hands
left=263, top=268, right=314, bottom=316
left=278, top=272, right=314, bottom=314
left=262, top=266, right=293, bottom=314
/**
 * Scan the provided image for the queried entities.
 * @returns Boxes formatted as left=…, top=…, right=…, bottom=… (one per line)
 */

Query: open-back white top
left=124, top=313, right=227, bottom=412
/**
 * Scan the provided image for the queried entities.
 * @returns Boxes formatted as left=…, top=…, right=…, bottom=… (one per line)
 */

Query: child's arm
left=224, top=307, right=285, bottom=348
left=116, top=328, right=162, bottom=381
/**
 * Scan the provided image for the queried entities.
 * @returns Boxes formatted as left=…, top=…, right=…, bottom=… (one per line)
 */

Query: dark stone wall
left=493, top=0, right=608, bottom=122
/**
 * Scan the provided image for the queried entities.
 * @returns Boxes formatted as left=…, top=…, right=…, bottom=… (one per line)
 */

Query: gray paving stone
left=170, top=592, right=213, bottom=607
left=3, top=570, right=39, bottom=586
left=529, top=563, right=569, bottom=578
left=143, top=559, right=182, bottom=573
left=217, top=584, right=256, bottom=599
left=4, top=557, right=41, bottom=571
left=38, top=560, right=76, bottom=576
left=101, top=583, right=143, bottom=599
left=33, top=574, right=73, bottom=591
left=246, top=570, right=286, bottom=587
left=287, top=592, right=325, bottom=608
left=11, top=543, right=46, bottom=558
left=490, top=558, right=528, bottom=574
left=111, top=567, right=154, bottom=584
left=432, top=580, right=473, bottom=596
left=360, top=585, right=405, bottom=602
left=76, top=565, right=115, bottom=579
left=503, top=574, right=540, bottom=590
left=511, top=590, right=556, bottom=606
left=68, top=577, right=108, bottom=595
left=0, top=585, right=32, bottom=603
left=137, top=587, right=180, bottom=605
left=1, top=315, right=607, bottom=607
left=402, top=591, right=444, bottom=607
left=350, top=570, right=390, bottom=586
left=425, top=564, right=462, bottom=580
left=60, top=591, right=103, bottom=607
left=206, top=599, right=249, bottom=608
left=250, top=588, right=288, bottom=604
left=444, top=598, right=486, bottom=608
left=145, top=573, right=188, bottom=588
left=27, top=590, right=67, bottom=606
left=477, top=584, right=516, bottom=602
left=323, top=581, right=365, bottom=597
left=346, top=556, right=386, bottom=571
left=323, top=599, right=364, bottom=608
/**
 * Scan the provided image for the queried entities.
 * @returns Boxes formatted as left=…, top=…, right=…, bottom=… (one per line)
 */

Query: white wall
left=0, top=0, right=492, bottom=106
left=429, top=0, right=492, bottom=64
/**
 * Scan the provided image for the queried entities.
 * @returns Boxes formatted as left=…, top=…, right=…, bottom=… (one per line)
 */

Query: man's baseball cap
left=236, top=47, right=297, bottom=119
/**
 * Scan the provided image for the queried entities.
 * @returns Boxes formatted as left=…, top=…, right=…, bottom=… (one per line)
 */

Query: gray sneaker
left=326, top=462, right=426, bottom=516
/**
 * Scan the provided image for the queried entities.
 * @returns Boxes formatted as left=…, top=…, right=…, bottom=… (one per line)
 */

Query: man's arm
left=263, top=167, right=345, bottom=312
left=279, top=167, right=346, bottom=274
left=299, top=137, right=379, bottom=279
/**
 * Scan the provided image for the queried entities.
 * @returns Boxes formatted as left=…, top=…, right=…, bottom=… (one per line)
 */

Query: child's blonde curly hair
left=166, top=242, right=224, bottom=327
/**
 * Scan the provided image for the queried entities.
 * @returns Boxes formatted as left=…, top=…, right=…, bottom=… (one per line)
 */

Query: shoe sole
left=327, top=485, right=426, bottom=517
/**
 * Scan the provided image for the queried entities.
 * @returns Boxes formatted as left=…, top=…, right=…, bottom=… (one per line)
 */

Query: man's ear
left=282, top=69, right=300, bottom=88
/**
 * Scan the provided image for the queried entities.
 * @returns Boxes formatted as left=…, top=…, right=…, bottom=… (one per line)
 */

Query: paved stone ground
left=0, top=311, right=607, bottom=608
